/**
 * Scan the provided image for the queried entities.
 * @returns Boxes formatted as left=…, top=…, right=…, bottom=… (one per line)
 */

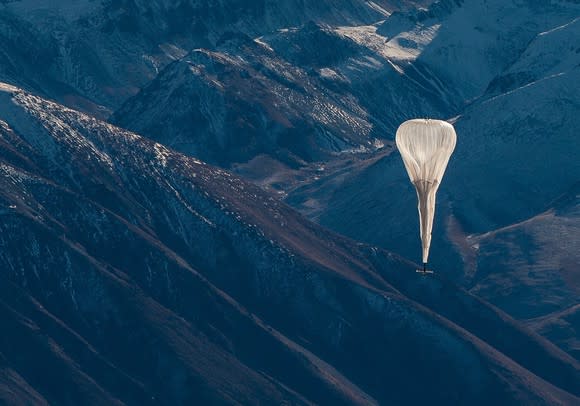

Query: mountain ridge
left=1, top=84, right=579, bottom=404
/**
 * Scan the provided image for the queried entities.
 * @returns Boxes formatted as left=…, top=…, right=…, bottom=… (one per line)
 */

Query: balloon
left=395, top=119, right=457, bottom=269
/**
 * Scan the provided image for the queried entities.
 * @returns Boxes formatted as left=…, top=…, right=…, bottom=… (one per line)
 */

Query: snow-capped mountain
left=1, top=83, right=579, bottom=404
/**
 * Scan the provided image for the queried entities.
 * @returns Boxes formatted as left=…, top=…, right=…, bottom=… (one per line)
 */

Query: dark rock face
left=0, top=85, right=579, bottom=405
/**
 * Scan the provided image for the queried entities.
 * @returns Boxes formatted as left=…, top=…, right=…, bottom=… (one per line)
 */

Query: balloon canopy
left=395, top=119, right=456, bottom=265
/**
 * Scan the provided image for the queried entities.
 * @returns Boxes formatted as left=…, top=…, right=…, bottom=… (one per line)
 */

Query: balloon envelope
left=395, top=119, right=456, bottom=264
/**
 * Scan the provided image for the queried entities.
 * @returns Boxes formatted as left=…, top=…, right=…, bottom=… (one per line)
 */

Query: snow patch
left=0, top=83, right=19, bottom=93
left=366, top=1, right=390, bottom=17
left=538, top=17, right=580, bottom=37
left=154, top=143, right=171, bottom=167
left=253, top=37, right=274, bottom=52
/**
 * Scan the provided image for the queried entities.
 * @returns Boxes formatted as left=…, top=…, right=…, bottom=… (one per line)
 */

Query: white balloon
left=395, top=119, right=457, bottom=265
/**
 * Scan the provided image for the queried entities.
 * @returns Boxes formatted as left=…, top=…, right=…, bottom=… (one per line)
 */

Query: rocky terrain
left=0, top=0, right=428, bottom=115
left=0, top=0, right=579, bottom=403
left=1, top=82, right=579, bottom=404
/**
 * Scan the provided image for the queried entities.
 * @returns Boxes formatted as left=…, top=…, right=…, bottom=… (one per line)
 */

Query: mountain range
left=0, top=0, right=579, bottom=404
left=1, top=81, right=579, bottom=404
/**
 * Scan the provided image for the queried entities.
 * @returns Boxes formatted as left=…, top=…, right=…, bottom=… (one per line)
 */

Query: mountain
left=110, top=0, right=579, bottom=222
left=1, top=0, right=579, bottom=402
left=1, top=83, right=579, bottom=404
left=110, top=19, right=459, bottom=171
left=110, top=28, right=385, bottom=168
left=0, top=0, right=429, bottom=116
left=110, top=0, right=578, bottom=170
left=108, top=0, right=580, bottom=364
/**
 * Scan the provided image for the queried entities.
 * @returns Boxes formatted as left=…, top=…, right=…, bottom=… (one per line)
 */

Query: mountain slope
left=1, top=84, right=579, bottom=404
left=378, top=0, right=578, bottom=100
left=530, top=304, right=580, bottom=361
left=465, top=183, right=580, bottom=319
